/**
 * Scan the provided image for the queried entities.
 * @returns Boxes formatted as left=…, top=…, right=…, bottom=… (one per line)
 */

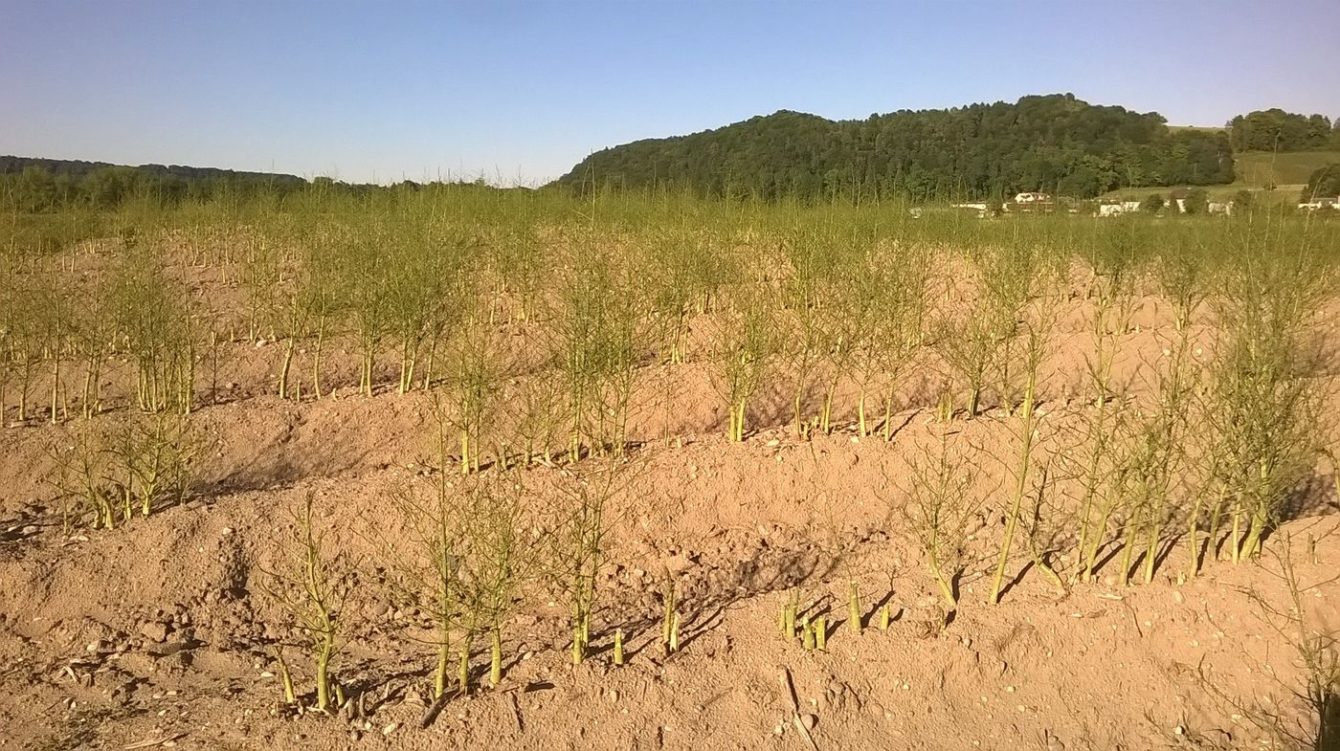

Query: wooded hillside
left=556, top=94, right=1236, bottom=201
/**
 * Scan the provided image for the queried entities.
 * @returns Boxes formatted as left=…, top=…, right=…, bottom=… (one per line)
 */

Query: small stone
left=801, top=714, right=818, bottom=730
left=381, top=722, right=398, bottom=736
left=140, top=622, right=170, bottom=643
left=661, top=552, right=696, bottom=574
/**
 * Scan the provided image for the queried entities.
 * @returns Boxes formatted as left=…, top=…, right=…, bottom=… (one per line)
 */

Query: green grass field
left=1101, top=150, right=1339, bottom=204
left=1234, top=150, right=1340, bottom=187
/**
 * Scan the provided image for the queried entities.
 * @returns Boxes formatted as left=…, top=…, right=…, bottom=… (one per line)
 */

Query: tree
left=1184, top=189, right=1216, bottom=215
left=1228, top=109, right=1334, bottom=151
left=1182, top=188, right=1209, bottom=215
left=1140, top=193, right=1165, bottom=214
left=1301, top=164, right=1340, bottom=201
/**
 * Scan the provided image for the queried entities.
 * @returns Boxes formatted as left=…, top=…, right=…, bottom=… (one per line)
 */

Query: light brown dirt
left=1, top=266, right=1338, bottom=751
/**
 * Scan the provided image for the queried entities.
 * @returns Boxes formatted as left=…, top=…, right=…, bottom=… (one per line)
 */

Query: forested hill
left=554, top=94, right=1235, bottom=201
left=0, top=156, right=309, bottom=210
left=0, top=155, right=305, bottom=185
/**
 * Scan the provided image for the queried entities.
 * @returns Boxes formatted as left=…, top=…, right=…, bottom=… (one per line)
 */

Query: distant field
left=1235, top=150, right=1339, bottom=187
left=1101, top=150, right=1338, bottom=203
left=1167, top=124, right=1226, bottom=134
left=1101, top=182, right=1301, bottom=204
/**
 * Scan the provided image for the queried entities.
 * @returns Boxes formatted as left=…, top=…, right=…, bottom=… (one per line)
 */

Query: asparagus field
left=2, top=187, right=1339, bottom=750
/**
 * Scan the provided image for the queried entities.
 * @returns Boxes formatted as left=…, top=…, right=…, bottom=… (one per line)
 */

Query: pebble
left=801, top=714, right=818, bottom=730
left=663, top=554, right=695, bottom=573
left=140, top=622, right=170, bottom=643
left=381, top=722, right=398, bottom=736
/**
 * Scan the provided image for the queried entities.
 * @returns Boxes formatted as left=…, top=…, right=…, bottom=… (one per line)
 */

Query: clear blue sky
left=3, top=0, right=1337, bottom=185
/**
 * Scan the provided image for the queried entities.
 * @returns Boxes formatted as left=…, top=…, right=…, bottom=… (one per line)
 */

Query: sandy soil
left=1, top=264, right=1338, bottom=751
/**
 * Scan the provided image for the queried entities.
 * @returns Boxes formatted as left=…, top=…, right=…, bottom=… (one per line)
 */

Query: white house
left=1013, top=192, right=1052, bottom=203
left=1097, top=200, right=1147, bottom=217
left=1298, top=197, right=1339, bottom=211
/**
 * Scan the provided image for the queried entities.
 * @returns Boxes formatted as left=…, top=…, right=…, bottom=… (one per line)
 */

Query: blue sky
left=2, top=0, right=1337, bottom=184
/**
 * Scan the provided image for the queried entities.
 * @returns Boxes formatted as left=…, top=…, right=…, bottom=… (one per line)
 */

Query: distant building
left=951, top=202, right=990, bottom=218
left=1096, top=200, right=1145, bottom=217
left=1298, top=197, right=1339, bottom=211
left=1013, top=192, right=1052, bottom=203
left=1207, top=202, right=1233, bottom=215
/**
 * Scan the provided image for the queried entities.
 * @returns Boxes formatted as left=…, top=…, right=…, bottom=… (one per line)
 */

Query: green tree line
left=0, top=157, right=308, bottom=212
left=555, top=94, right=1236, bottom=201
left=1228, top=109, right=1339, bottom=152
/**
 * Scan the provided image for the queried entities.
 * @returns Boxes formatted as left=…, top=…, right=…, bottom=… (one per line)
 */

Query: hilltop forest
left=0, top=156, right=306, bottom=212
left=557, top=94, right=1239, bottom=201
left=1227, top=108, right=1340, bottom=152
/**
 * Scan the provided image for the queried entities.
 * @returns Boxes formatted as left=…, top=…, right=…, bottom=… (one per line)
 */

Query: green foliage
left=1228, top=109, right=1335, bottom=152
left=108, top=250, right=198, bottom=414
left=47, top=411, right=195, bottom=530
left=0, top=157, right=307, bottom=212
left=1180, top=188, right=1210, bottom=215
left=1302, top=164, right=1340, bottom=201
left=1203, top=243, right=1328, bottom=562
left=557, top=94, right=1235, bottom=201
